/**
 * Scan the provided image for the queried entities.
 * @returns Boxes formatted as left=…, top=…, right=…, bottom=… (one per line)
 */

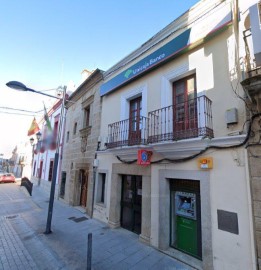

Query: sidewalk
left=0, top=183, right=195, bottom=270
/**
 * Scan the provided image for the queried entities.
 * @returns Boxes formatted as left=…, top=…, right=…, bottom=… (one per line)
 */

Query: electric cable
left=116, top=113, right=261, bottom=164
left=0, top=106, right=43, bottom=113
left=0, top=111, right=37, bottom=117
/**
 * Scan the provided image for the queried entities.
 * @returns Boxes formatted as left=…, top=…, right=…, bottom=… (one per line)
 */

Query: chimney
left=81, top=69, right=93, bottom=82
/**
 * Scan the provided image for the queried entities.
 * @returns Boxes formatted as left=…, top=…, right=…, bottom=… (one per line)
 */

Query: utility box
left=225, top=108, right=238, bottom=126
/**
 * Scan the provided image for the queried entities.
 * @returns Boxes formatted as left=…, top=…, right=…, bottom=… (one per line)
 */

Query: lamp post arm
left=26, top=88, right=62, bottom=100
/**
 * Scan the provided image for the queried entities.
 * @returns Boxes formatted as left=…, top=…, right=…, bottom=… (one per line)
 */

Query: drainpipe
left=91, top=139, right=101, bottom=218
left=91, top=166, right=96, bottom=218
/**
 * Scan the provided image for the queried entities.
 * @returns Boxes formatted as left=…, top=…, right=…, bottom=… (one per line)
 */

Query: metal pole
left=87, top=233, right=92, bottom=270
left=45, top=87, right=66, bottom=234
left=45, top=152, right=59, bottom=233
left=91, top=166, right=96, bottom=218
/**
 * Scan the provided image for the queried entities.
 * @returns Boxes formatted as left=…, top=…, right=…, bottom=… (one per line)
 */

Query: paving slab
left=0, top=183, right=195, bottom=270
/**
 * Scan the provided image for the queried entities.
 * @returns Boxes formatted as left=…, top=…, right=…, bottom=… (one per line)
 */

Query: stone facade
left=61, top=69, right=103, bottom=216
left=240, top=1, right=261, bottom=268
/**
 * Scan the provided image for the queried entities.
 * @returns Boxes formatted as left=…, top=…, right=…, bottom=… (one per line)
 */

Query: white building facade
left=94, top=0, right=258, bottom=269
left=31, top=99, right=66, bottom=195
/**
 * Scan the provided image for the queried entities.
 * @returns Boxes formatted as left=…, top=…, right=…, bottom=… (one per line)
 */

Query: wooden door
left=129, top=97, right=142, bottom=145
left=173, top=75, right=197, bottom=139
left=79, top=170, right=88, bottom=207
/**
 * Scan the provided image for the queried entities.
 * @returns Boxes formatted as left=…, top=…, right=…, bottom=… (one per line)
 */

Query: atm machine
left=175, top=191, right=198, bottom=257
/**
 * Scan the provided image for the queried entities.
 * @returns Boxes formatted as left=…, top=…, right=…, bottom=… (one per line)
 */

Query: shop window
left=96, top=173, right=106, bottom=204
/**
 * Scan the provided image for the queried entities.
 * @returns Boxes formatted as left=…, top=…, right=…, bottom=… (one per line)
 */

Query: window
left=96, top=173, right=106, bottom=204
left=84, top=106, right=91, bottom=128
left=48, top=160, right=54, bottom=181
left=66, top=131, right=69, bottom=143
left=73, top=122, right=77, bottom=135
left=81, top=95, right=94, bottom=128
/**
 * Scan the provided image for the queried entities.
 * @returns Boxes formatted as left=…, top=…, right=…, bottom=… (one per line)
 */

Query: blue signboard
left=100, top=8, right=232, bottom=97
left=100, top=28, right=191, bottom=96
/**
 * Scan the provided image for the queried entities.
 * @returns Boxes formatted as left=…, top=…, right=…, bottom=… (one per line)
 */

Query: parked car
left=0, top=173, right=16, bottom=183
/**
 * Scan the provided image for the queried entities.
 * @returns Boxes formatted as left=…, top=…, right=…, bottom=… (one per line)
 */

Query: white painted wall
left=95, top=1, right=255, bottom=269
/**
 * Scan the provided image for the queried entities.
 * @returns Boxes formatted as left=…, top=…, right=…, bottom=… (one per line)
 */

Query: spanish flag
left=28, top=117, right=40, bottom=136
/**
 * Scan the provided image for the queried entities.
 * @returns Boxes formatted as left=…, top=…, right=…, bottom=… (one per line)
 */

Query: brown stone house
left=60, top=69, right=103, bottom=216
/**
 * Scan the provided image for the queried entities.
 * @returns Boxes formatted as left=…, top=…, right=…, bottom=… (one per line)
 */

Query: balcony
left=148, top=95, right=213, bottom=143
left=107, top=116, right=149, bottom=149
left=106, top=95, right=213, bottom=149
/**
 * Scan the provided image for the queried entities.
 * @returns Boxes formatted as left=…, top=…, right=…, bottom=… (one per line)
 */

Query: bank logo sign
left=124, top=53, right=166, bottom=79
left=100, top=5, right=232, bottom=97
left=124, top=69, right=133, bottom=79
left=100, top=28, right=190, bottom=97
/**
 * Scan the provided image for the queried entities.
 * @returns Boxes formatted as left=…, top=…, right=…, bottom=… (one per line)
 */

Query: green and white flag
left=43, top=103, right=52, bottom=132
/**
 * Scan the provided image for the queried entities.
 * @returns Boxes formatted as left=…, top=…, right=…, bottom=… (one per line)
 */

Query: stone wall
left=248, top=117, right=261, bottom=269
left=61, top=71, right=103, bottom=216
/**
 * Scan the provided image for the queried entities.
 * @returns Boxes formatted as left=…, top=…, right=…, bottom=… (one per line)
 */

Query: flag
left=44, top=103, right=52, bottom=132
left=27, top=117, right=40, bottom=136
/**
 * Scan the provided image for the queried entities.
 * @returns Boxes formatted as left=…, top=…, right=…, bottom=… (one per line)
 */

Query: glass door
left=121, top=175, right=142, bottom=234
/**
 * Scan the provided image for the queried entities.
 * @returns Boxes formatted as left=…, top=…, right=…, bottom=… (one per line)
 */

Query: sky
left=0, top=0, right=199, bottom=158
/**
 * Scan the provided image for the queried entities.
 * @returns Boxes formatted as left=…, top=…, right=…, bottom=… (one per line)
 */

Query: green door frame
left=170, top=179, right=202, bottom=259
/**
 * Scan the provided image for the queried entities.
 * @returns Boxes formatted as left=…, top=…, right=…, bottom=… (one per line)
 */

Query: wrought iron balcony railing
left=106, top=95, right=213, bottom=149
left=107, top=116, right=149, bottom=149
left=148, top=95, right=213, bottom=143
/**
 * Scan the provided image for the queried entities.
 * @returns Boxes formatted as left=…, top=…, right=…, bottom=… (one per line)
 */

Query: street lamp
left=6, top=81, right=66, bottom=234
left=36, top=131, right=42, bottom=141
left=6, top=81, right=62, bottom=100
left=29, top=137, right=35, bottom=145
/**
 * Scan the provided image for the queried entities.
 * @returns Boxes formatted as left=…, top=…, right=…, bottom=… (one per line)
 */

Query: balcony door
left=173, top=75, right=197, bottom=139
left=129, top=97, right=142, bottom=145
